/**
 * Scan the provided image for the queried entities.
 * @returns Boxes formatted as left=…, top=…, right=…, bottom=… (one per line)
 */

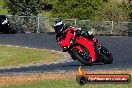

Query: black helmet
left=54, top=19, right=65, bottom=34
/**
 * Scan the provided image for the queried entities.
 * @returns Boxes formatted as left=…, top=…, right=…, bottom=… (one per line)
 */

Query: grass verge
left=0, top=70, right=132, bottom=88
left=1, top=79, right=131, bottom=88
left=0, top=45, right=64, bottom=67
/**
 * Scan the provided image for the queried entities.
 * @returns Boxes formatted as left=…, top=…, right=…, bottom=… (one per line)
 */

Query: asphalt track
left=0, top=33, right=132, bottom=73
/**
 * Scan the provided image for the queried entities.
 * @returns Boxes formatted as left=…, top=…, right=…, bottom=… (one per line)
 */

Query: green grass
left=0, top=45, right=63, bottom=67
left=0, top=79, right=131, bottom=88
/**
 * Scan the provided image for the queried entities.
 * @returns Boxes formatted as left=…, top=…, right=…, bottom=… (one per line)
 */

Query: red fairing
left=58, top=27, right=96, bottom=61
left=75, top=36, right=96, bottom=61
left=73, top=46, right=83, bottom=52
left=58, top=28, right=75, bottom=47
left=91, top=37, right=97, bottom=42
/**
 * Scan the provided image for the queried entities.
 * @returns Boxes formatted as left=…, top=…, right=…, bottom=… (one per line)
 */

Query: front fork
left=68, top=46, right=83, bottom=60
left=68, top=46, right=90, bottom=60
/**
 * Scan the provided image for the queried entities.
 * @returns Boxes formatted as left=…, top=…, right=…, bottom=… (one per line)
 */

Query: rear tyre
left=102, top=53, right=113, bottom=64
left=71, top=47, right=93, bottom=66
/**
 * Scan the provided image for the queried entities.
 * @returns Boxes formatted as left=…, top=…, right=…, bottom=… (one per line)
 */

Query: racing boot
left=92, top=38, right=103, bottom=63
left=92, top=38, right=102, bottom=49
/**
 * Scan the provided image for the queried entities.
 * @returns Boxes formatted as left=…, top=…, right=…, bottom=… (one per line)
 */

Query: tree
left=100, top=0, right=129, bottom=21
left=41, top=0, right=57, bottom=4
left=4, top=0, right=41, bottom=16
left=120, top=1, right=132, bottom=21
left=51, top=0, right=104, bottom=20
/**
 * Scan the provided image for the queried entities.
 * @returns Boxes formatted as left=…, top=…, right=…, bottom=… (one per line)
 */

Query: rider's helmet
left=54, top=19, right=66, bottom=35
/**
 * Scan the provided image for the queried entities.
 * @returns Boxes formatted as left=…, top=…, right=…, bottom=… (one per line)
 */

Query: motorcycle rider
left=54, top=19, right=102, bottom=62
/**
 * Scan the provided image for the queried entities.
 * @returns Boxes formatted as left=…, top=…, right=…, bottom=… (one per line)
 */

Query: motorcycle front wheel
left=71, top=46, right=93, bottom=66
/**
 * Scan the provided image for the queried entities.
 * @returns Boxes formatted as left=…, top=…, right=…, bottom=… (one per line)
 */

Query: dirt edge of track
left=0, top=69, right=132, bottom=86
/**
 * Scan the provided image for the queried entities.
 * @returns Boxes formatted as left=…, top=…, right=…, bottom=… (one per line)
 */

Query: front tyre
left=71, top=47, right=93, bottom=66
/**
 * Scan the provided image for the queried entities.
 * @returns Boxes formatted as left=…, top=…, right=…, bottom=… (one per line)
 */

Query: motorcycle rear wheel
left=102, top=53, right=113, bottom=64
left=71, top=47, right=93, bottom=66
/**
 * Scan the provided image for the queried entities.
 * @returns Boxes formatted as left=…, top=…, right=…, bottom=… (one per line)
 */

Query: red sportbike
left=56, top=27, right=113, bottom=66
